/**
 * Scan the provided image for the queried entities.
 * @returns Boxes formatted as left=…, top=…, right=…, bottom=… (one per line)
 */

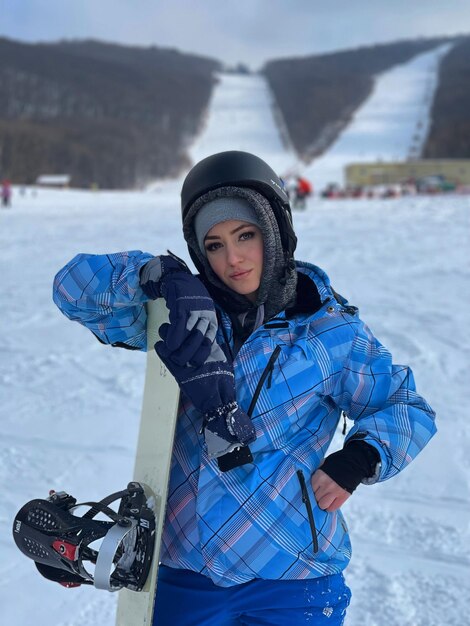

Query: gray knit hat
left=183, top=185, right=297, bottom=319
left=194, top=196, right=261, bottom=254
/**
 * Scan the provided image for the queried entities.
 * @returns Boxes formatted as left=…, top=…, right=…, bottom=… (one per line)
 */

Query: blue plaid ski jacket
left=53, top=251, right=436, bottom=587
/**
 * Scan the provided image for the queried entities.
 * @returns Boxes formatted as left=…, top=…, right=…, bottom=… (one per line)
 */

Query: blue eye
left=205, top=241, right=222, bottom=253
left=240, top=231, right=255, bottom=241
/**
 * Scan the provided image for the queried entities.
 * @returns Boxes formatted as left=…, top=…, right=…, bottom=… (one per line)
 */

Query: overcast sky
left=1, top=0, right=469, bottom=68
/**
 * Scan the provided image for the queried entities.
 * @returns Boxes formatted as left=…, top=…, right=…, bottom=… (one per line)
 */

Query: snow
left=1, top=45, right=469, bottom=625
left=305, top=43, right=454, bottom=192
left=188, top=72, right=298, bottom=177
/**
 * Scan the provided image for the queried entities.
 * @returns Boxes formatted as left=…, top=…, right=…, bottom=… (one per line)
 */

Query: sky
left=1, top=0, right=469, bottom=69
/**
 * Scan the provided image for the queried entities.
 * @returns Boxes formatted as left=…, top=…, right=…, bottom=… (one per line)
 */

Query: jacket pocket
left=296, top=469, right=319, bottom=553
left=247, top=345, right=281, bottom=417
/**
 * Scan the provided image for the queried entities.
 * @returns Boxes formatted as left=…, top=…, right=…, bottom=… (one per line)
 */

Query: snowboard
left=115, top=299, right=180, bottom=626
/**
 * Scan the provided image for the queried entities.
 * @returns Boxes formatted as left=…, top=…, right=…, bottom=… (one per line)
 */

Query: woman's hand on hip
left=311, top=469, right=351, bottom=512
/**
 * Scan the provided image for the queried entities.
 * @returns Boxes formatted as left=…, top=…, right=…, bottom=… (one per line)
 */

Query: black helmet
left=181, top=151, right=297, bottom=261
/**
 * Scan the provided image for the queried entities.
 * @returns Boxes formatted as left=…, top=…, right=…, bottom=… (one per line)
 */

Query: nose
left=225, top=243, right=243, bottom=266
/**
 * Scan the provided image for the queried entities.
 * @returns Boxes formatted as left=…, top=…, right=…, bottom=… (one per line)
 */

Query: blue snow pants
left=153, top=565, right=351, bottom=625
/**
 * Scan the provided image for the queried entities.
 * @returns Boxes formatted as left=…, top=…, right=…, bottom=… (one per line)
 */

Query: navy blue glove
left=165, top=354, right=256, bottom=463
left=140, top=254, right=216, bottom=367
left=140, top=253, right=256, bottom=467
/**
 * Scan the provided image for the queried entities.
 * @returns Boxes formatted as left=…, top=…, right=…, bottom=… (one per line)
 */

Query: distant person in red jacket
left=1, top=179, right=12, bottom=207
left=293, top=176, right=312, bottom=209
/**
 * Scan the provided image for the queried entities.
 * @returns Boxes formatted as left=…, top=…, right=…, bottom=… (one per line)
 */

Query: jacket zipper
left=296, top=469, right=319, bottom=553
left=246, top=345, right=281, bottom=417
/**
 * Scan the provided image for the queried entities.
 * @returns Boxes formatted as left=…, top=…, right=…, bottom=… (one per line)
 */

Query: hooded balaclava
left=183, top=185, right=297, bottom=321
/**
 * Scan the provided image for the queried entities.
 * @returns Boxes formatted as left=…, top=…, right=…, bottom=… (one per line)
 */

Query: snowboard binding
left=12, top=482, right=156, bottom=592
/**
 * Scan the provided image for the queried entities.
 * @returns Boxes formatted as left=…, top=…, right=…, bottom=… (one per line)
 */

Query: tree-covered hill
left=1, top=35, right=470, bottom=189
left=263, top=37, right=465, bottom=161
left=0, top=38, right=220, bottom=188
left=423, top=37, right=470, bottom=159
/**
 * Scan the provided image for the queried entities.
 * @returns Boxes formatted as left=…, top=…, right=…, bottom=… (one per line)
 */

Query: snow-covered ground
left=1, top=46, right=469, bottom=626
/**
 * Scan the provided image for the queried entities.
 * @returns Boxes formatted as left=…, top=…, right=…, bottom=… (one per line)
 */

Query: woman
left=53, top=151, right=436, bottom=625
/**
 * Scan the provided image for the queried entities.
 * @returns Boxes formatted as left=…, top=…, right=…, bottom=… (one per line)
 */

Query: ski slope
left=187, top=43, right=452, bottom=192
left=1, top=46, right=469, bottom=626
left=188, top=71, right=298, bottom=177
left=305, top=43, right=454, bottom=191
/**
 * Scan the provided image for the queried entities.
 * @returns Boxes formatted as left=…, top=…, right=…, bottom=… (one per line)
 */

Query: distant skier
left=1, top=179, right=12, bottom=207
left=53, top=151, right=436, bottom=625
left=293, top=175, right=312, bottom=209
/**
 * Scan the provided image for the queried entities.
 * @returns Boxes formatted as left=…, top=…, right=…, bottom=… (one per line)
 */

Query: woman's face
left=203, top=220, right=263, bottom=302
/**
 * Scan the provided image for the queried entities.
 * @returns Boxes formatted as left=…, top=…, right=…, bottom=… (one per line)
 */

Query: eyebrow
left=204, top=223, right=254, bottom=241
